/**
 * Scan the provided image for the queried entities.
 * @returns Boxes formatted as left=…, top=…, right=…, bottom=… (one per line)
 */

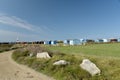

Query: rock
left=36, top=52, right=51, bottom=59
left=53, top=60, right=70, bottom=65
left=29, top=53, right=34, bottom=57
left=80, top=59, right=101, bottom=76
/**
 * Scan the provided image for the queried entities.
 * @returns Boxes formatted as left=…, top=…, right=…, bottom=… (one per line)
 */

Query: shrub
left=24, top=45, right=45, bottom=56
left=0, top=44, right=14, bottom=53
left=12, top=49, right=29, bottom=61
left=24, top=57, right=36, bottom=67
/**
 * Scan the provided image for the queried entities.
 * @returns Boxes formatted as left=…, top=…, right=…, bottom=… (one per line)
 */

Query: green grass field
left=44, top=43, right=120, bottom=80
left=45, top=43, right=120, bottom=58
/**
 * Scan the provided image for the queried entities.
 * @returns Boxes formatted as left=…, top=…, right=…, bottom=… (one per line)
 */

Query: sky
left=0, top=0, right=120, bottom=42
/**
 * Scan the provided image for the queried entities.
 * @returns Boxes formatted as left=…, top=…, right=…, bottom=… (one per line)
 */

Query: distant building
left=86, top=39, right=95, bottom=43
left=103, top=39, right=109, bottom=43
left=118, top=38, right=120, bottom=42
left=80, top=39, right=87, bottom=44
left=109, top=38, right=118, bottom=42
left=64, top=39, right=81, bottom=45
left=51, top=40, right=57, bottom=45
left=64, top=40, right=69, bottom=45
left=45, top=40, right=57, bottom=45
left=95, top=39, right=104, bottom=43
left=40, top=41, right=44, bottom=44
left=44, top=41, right=49, bottom=45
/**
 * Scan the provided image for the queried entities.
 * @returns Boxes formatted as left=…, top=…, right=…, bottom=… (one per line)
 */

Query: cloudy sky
left=0, top=0, right=120, bottom=42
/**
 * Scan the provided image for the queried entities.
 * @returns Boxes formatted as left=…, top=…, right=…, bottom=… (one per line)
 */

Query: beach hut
left=74, top=39, right=81, bottom=45
left=103, top=39, right=109, bottom=43
left=86, top=39, right=95, bottom=43
left=109, top=38, right=118, bottom=42
left=95, top=39, right=104, bottom=43
left=64, top=40, right=70, bottom=45
left=64, top=39, right=81, bottom=45
left=118, top=38, right=120, bottom=42
left=46, top=40, right=57, bottom=45
left=80, top=39, right=87, bottom=44
left=51, top=40, right=57, bottom=45
left=44, top=41, right=49, bottom=45
left=40, top=41, right=44, bottom=44
left=47, top=41, right=51, bottom=45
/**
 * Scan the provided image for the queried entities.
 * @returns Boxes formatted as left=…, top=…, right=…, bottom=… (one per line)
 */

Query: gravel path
left=0, top=51, right=54, bottom=80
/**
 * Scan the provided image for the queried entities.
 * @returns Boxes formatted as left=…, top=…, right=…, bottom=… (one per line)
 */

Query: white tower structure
left=16, top=35, right=19, bottom=44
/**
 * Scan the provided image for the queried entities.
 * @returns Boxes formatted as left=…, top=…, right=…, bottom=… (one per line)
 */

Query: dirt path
left=0, top=51, right=54, bottom=80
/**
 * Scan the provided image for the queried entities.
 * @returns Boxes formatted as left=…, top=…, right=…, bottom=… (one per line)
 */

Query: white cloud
left=0, top=14, right=54, bottom=41
left=0, top=14, right=53, bottom=34
left=0, top=14, right=34, bottom=31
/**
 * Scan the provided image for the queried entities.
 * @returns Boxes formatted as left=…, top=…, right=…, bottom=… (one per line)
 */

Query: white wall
left=69, top=40, right=74, bottom=45
left=103, top=39, right=108, bottom=42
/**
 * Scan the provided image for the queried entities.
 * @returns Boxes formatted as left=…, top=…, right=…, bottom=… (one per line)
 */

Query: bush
left=12, top=49, right=29, bottom=61
left=24, top=57, right=36, bottom=67
left=24, top=45, right=45, bottom=56
left=0, top=44, right=14, bottom=53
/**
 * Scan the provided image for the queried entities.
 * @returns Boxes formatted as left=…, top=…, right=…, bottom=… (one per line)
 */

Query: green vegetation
left=12, top=43, right=120, bottom=80
left=0, top=44, right=13, bottom=53
left=0, top=44, right=25, bottom=53
left=46, top=43, right=120, bottom=57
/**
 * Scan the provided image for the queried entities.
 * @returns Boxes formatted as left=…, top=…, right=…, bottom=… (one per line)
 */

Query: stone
left=80, top=59, right=101, bottom=76
left=29, top=53, right=34, bottom=57
left=53, top=60, right=70, bottom=65
left=36, top=52, right=51, bottom=59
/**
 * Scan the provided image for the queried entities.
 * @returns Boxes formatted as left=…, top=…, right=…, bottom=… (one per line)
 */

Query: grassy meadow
left=45, top=43, right=120, bottom=58
left=44, top=43, right=120, bottom=80
left=12, top=43, right=120, bottom=80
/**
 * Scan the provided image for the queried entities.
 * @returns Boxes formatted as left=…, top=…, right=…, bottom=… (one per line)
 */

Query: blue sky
left=0, top=0, right=120, bottom=42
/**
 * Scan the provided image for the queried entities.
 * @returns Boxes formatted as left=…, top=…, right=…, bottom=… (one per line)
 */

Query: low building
left=95, top=39, right=104, bottom=43
left=103, top=39, right=109, bottom=43
left=86, top=39, right=95, bottom=43
left=51, top=40, right=57, bottom=45
left=110, top=38, right=118, bottom=42
left=44, top=41, right=49, bottom=45
left=63, top=40, right=69, bottom=45
left=118, top=38, right=120, bottom=42
left=80, top=39, right=87, bottom=44
left=64, top=39, right=81, bottom=45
